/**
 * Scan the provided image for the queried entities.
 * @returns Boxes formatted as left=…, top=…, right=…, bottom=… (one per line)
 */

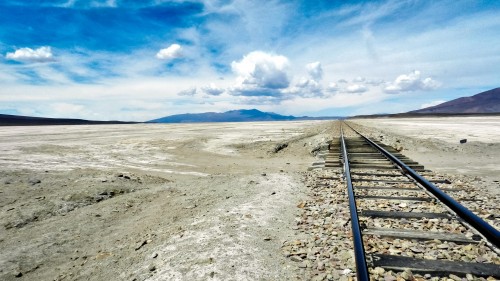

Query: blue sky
left=0, top=0, right=499, bottom=121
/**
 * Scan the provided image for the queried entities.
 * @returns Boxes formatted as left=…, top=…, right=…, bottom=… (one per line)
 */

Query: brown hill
left=410, top=87, right=500, bottom=114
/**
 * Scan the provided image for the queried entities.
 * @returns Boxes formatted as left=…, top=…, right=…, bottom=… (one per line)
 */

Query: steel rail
left=340, top=125, right=370, bottom=280
left=344, top=121, right=500, bottom=249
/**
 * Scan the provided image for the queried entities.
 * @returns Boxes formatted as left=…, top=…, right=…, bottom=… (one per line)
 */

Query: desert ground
left=0, top=121, right=338, bottom=281
left=0, top=118, right=499, bottom=281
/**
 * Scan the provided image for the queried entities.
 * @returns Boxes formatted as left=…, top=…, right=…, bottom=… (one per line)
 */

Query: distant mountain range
left=410, top=87, right=500, bottom=114
left=152, top=88, right=500, bottom=123
left=3, top=88, right=498, bottom=125
left=0, top=114, right=136, bottom=126
left=148, top=109, right=341, bottom=123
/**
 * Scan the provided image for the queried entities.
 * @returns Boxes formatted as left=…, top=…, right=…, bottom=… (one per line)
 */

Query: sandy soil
left=351, top=117, right=500, bottom=196
left=2, top=118, right=499, bottom=281
left=0, top=121, right=336, bottom=281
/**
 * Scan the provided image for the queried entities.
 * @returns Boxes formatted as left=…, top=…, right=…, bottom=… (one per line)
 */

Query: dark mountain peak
left=227, top=109, right=259, bottom=113
left=148, top=108, right=297, bottom=123
left=410, top=87, right=500, bottom=114
left=225, top=109, right=264, bottom=115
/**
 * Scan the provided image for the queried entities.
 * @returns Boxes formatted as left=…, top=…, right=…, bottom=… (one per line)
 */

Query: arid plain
left=354, top=117, right=500, bottom=196
left=0, top=117, right=499, bottom=280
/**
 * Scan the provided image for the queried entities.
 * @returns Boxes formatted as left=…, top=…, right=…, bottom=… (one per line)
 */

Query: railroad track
left=336, top=122, right=500, bottom=280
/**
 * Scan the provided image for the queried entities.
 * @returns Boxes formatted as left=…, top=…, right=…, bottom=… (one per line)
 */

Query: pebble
left=135, top=239, right=152, bottom=251
left=372, top=267, right=385, bottom=275
left=13, top=270, right=22, bottom=278
left=148, top=264, right=156, bottom=271
left=316, top=261, right=325, bottom=271
left=384, top=275, right=396, bottom=281
left=342, top=268, right=351, bottom=275
left=400, top=270, right=412, bottom=280
left=28, top=178, right=41, bottom=185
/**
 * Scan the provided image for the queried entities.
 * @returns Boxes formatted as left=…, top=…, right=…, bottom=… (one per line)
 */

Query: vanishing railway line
left=333, top=122, right=500, bottom=280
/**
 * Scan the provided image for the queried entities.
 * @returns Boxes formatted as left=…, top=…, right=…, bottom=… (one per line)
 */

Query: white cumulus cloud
left=327, top=82, right=339, bottom=92
left=306, top=61, right=323, bottom=81
left=178, top=88, right=197, bottom=96
left=291, top=77, right=322, bottom=98
left=175, top=51, right=290, bottom=99
left=201, top=83, right=225, bottom=96
left=231, top=51, right=290, bottom=93
left=384, top=70, right=440, bottom=93
left=156, top=44, right=182, bottom=60
left=177, top=83, right=225, bottom=97
left=345, top=84, right=368, bottom=93
left=290, top=61, right=325, bottom=98
left=5, top=46, right=54, bottom=62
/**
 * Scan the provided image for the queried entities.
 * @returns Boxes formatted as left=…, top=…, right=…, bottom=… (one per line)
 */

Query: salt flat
left=355, top=117, right=500, bottom=143
left=353, top=117, right=500, bottom=195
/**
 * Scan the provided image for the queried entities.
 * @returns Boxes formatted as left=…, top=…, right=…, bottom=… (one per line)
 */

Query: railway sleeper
left=368, top=254, right=500, bottom=278
left=348, top=159, right=392, bottom=162
left=350, top=164, right=396, bottom=168
left=351, top=172, right=411, bottom=177
left=357, top=195, right=433, bottom=202
left=362, top=227, right=479, bottom=244
left=360, top=210, right=451, bottom=219
left=352, top=179, right=414, bottom=183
